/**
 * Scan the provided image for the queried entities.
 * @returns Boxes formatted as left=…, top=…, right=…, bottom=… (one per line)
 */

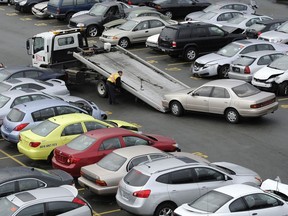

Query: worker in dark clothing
left=106, top=70, right=123, bottom=105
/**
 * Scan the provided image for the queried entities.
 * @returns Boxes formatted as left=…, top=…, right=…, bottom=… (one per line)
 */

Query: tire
left=278, top=82, right=288, bottom=96
left=225, top=108, right=240, bottom=124
left=183, top=47, right=198, bottom=61
left=47, top=151, right=54, bottom=164
left=96, top=80, right=108, bottom=98
left=164, top=11, right=173, bottom=19
left=118, top=37, right=130, bottom=48
left=218, top=65, right=230, bottom=79
left=65, top=12, right=74, bottom=22
left=154, top=202, right=177, bottom=216
left=170, top=101, right=184, bottom=116
left=87, top=25, right=99, bottom=37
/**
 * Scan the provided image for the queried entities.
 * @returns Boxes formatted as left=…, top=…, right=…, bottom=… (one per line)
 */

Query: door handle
left=252, top=213, right=257, bottom=215
left=201, top=186, right=207, bottom=189
left=145, top=31, right=149, bottom=33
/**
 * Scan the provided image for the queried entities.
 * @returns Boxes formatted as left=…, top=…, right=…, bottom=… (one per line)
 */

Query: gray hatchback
left=116, top=156, right=262, bottom=216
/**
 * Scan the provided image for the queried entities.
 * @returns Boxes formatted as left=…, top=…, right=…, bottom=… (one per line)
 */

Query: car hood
left=34, top=1, right=48, bottom=9
left=195, top=53, right=229, bottom=64
left=185, top=11, right=205, bottom=20
left=212, top=162, right=259, bottom=176
left=259, top=30, right=288, bottom=41
left=164, top=88, right=195, bottom=98
left=48, top=169, right=74, bottom=184
left=104, top=19, right=127, bottom=29
left=261, top=179, right=288, bottom=197
left=253, top=66, right=285, bottom=79
left=70, top=14, right=101, bottom=24
left=102, top=28, right=126, bottom=37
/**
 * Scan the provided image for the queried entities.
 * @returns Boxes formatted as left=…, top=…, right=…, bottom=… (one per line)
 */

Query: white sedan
left=174, top=183, right=288, bottom=216
left=0, top=78, right=70, bottom=96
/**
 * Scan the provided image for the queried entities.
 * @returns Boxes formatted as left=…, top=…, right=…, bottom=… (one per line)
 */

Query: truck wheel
left=218, top=65, right=230, bottom=78
left=87, top=25, right=99, bottom=37
left=65, top=12, right=74, bottom=22
left=225, top=108, right=240, bottom=124
left=96, top=80, right=108, bottom=98
left=184, top=47, right=197, bottom=61
left=164, top=11, right=173, bottom=19
left=170, top=101, right=184, bottom=116
left=118, top=38, right=130, bottom=48
left=278, top=82, right=288, bottom=96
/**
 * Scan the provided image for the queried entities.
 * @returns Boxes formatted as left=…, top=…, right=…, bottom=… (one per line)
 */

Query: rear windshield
left=160, top=27, right=177, bottom=39
left=227, top=15, right=246, bottom=24
left=233, top=56, right=255, bottom=66
left=217, top=43, right=242, bottom=57
left=268, top=55, right=288, bottom=70
left=67, top=134, right=96, bottom=151
left=6, top=108, right=25, bottom=122
left=0, top=69, right=10, bottom=82
left=98, top=152, right=127, bottom=171
left=232, top=83, right=260, bottom=97
left=0, top=94, right=10, bottom=108
left=49, top=0, right=60, bottom=6
left=0, top=198, right=19, bottom=216
left=31, top=120, right=59, bottom=137
left=124, top=169, right=150, bottom=186
left=248, top=23, right=266, bottom=32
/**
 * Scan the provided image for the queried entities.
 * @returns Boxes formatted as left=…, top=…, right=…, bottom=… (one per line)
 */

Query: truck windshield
left=33, top=37, right=44, bottom=53
left=89, top=4, right=108, bottom=16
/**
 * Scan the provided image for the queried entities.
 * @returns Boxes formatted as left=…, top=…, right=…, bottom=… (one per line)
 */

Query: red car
left=52, top=128, right=180, bottom=177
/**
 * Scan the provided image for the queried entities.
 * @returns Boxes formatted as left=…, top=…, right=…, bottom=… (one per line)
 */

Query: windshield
left=0, top=197, right=19, bottom=216
left=217, top=43, right=242, bottom=57
left=203, top=4, right=220, bottom=12
left=276, top=21, right=288, bottom=33
left=0, top=94, right=10, bottom=108
left=118, top=20, right=138, bottom=31
left=198, top=11, right=217, bottom=20
left=0, top=82, right=11, bottom=93
left=33, top=37, right=44, bottom=54
left=31, top=120, right=59, bottom=137
left=97, top=152, right=127, bottom=171
left=189, top=190, right=232, bottom=213
left=268, top=55, right=288, bottom=70
left=89, top=4, right=108, bottom=16
left=67, top=134, right=96, bottom=151
left=232, top=83, right=261, bottom=97
left=227, top=15, right=246, bottom=24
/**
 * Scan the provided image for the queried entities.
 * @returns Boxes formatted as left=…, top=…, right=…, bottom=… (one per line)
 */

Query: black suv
left=158, top=22, right=247, bottom=61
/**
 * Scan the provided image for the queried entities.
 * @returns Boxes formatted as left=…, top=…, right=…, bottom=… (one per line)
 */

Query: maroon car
left=52, top=128, right=180, bottom=177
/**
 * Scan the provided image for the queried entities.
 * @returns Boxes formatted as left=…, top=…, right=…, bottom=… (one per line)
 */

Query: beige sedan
left=78, top=145, right=209, bottom=195
left=162, top=79, right=278, bottom=123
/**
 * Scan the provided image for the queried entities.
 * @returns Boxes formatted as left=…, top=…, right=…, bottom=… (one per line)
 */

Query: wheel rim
left=97, top=82, right=106, bottom=96
left=165, top=11, right=172, bottom=19
left=88, top=27, right=98, bottom=37
left=221, top=66, right=229, bottom=78
left=159, top=207, right=173, bottom=216
left=119, top=39, right=129, bottom=48
left=187, top=49, right=196, bottom=61
left=171, top=104, right=179, bottom=115
left=227, top=110, right=237, bottom=123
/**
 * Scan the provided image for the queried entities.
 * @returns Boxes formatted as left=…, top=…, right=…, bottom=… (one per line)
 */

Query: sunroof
left=16, top=192, right=36, bottom=202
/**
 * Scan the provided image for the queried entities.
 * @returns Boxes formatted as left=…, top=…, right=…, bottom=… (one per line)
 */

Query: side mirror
left=26, top=39, right=32, bottom=55
left=26, top=40, right=30, bottom=50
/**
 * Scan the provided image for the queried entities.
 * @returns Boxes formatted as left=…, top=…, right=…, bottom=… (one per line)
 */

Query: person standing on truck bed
left=106, top=70, right=123, bottom=105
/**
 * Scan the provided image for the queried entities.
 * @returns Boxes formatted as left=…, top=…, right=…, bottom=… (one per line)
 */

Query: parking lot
left=0, top=1, right=288, bottom=215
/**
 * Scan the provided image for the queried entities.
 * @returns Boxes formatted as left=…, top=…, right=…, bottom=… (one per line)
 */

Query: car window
left=229, top=197, right=249, bottom=212
left=123, top=136, right=149, bottom=147
left=62, top=0, right=74, bottom=6
left=169, top=168, right=195, bottom=184
left=66, top=134, right=96, bottom=151
left=32, top=107, right=56, bottom=122
left=217, top=13, right=233, bottom=21
left=195, top=167, right=225, bottom=182
left=7, top=108, right=25, bottom=122
left=269, top=22, right=282, bottom=30
left=193, top=86, right=213, bottom=97
left=0, top=197, right=19, bottom=215
left=232, top=83, right=260, bottom=97
left=246, top=18, right=261, bottom=27
left=61, top=123, right=83, bottom=136
left=10, top=72, right=24, bottom=79
left=19, top=179, right=45, bottom=192
left=28, top=83, right=45, bottom=90
left=270, top=53, right=284, bottom=61
left=127, top=156, right=149, bottom=171
left=99, top=138, right=121, bottom=150
left=0, top=181, right=16, bottom=197
left=234, top=55, right=255, bottom=66
left=55, top=106, right=82, bottom=115
left=257, top=55, right=273, bottom=65
left=257, top=44, right=274, bottom=51
left=76, top=0, right=85, bottom=4
left=46, top=201, right=81, bottom=215
left=124, top=168, right=150, bottom=186
left=233, top=4, right=247, bottom=11
left=25, top=71, right=41, bottom=79
left=179, top=28, right=192, bottom=39
left=30, top=94, right=50, bottom=101
left=244, top=193, right=283, bottom=210
left=149, top=20, right=164, bottom=28
left=31, top=120, right=59, bottom=137
left=134, top=21, right=149, bottom=31
left=191, top=27, right=207, bottom=37
left=16, top=203, right=45, bottom=216
left=241, top=45, right=257, bottom=54
left=84, top=121, right=108, bottom=131
left=210, top=87, right=230, bottom=98
left=11, top=96, right=31, bottom=107
left=208, top=26, right=225, bottom=36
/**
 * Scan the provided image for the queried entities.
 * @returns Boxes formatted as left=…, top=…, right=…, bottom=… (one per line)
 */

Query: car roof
left=3, top=77, right=40, bottom=85
left=169, top=21, right=219, bottom=29
left=232, top=38, right=272, bottom=45
left=7, top=185, right=77, bottom=206
left=113, top=145, right=164, bottom=158
left=206, top=8, right=244, bottom=14
left=203, top=79, right=246, bottom=88
left=214, top=1, right=250, bottom=7
left=48, top=113, right=94, bottom=124
left=254, top=18, right=288, bottom=25
left=214, top=184, right=263, bottom=197
left=129, top=16, right=165, bottom=22
left=1, top=89, right=43, bottom=97
left=0, top=167, right=44, bottom=183
left=240, top=50, right=284, bottom=58
left=85, top=127, right=135, bottom=138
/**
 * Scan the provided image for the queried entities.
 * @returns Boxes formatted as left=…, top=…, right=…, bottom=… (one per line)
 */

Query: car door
left=98, top=137, right=122, bottom=158
left=147, top=19, right=166, bottom=40
left=131, top=20, right=150, bottom=43
left=122, top=135, right=149, bottom=147
left=167, top=168, right=201, bottom=205
left=185, top=86, right=212, bottom=112
left=206, top=26, right=230, bottom=51
left=208, top=87, right=231, bottom=114
left=59, top=123, right=84, bottom=145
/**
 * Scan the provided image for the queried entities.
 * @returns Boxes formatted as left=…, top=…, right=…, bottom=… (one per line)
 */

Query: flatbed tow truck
left=26, top=28, right=189, bottom=112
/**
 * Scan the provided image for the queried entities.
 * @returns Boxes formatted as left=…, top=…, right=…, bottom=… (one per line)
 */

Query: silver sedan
left=162, top=79, right=278, bottom=123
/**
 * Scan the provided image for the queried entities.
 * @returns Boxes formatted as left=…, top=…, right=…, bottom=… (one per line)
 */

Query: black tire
left=225, top=108, right=240, bottom=124
left=218, top=65, right=230, bottom=79
left=87, top=25, right=99, bottom=37
left=278, top=82, right=288, bottom=96
left=170, top=101, right=184, bottom=116
left=47, top=151, right=54, bottom=164
left=183, top=47, right=198, bottom=61
left=154, top=202, right=177, bottom=216
left=164, top=11, right=173, bottom=19
left=118, top=37, right=130, bottom=48
left=65, top=12, right=74, bottom=22
left=96, top=80, right=108, bottom=98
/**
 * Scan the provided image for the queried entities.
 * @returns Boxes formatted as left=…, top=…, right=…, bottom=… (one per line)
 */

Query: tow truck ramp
left=73, top=45, right=189, bottom=113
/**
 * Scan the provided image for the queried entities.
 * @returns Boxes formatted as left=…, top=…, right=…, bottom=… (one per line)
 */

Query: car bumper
left=192, top=64, right=218, bottom=77
left=251, top=79, right=273, bottom=89
left=146, top=41, right=160, bottom=50
left=161, top=100, right=170, bottom=111
left=78, top=176, right=117, bottom=195
left=17, top=143, right=47, bottom=160
left=52, top=158, right=80, bottom=177
left=99, top=37, right=118, bottom=46
left=228, top=72, right=253, bottom=82
left=1, top=127, right=19, bottom=144
left=238, top=102, right=279, bottom=117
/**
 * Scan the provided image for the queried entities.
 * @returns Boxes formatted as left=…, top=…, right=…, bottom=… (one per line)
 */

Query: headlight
left=203, top=63, right=218, bottom=69
left=19, top=0, right=27, bottom=5
left=266, top=77, right=276, bottom=83
left=76, top=23, right=85, bottom=28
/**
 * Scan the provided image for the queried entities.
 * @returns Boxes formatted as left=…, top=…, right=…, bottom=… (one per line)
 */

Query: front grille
left=194, top=62, right=204, bottom=68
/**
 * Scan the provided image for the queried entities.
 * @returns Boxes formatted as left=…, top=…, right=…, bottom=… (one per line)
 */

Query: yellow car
left=17, top=113, right=139, bottom=161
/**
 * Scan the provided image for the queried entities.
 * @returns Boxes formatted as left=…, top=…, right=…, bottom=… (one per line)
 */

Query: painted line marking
left=98, top=209, right=121, bottom=215
left=0, top=149, right=27, bottom=167
left=0, top=154, right=24, bottom=160
left=281, top=105, right=288, bottom=108
left=35, top=23, right=47, bottom=26
left=146, top=55, right=167, bottom=59
left=278, top=98, right=288, bottom=101
left=168, top=62, right=191, bottom=66
left=147, top=60, right=158, bottom=64
left=193, top=152, right=208, bottom=158
left=0, top=7, right=5, bottom=11
left=6, top=13, right=18, bottom=16
left=190, top=76, right=202, bottom=80
left=165, top=67, right=181, bottom=71
left=129, top=48, right=148, bottom=51
left=20, top=17, right=32, bottom=21
left=105, top=111, right=112, bottom=115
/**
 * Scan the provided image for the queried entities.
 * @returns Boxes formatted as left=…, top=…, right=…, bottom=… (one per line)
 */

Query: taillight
left=95, top=179, right=107, bottom=186
left=250, top=98, right=276, bottom=108
left=257, top=31, right=262, bottom=36
left=67, top=156, right=80, bottom=164
left=29, top=142, right=41, bottom=148
left=155, top=5, right=161, bottom=9
left=128, top=0, right=132, bottom=5
left=13, top=123, right=29, bottom=131
left=244, top=66, right=250, bottom=74
left=72, top=197, right=86, bottom=206
left=56, top=8, right=60, bottom=14
left=172, top=41, right=176, bottom=48
left=132, top=190, right=151, bottom=198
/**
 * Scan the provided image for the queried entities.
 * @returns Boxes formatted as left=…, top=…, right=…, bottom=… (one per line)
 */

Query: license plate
left=121, top=190, right=130, bottom=201
left=232, top=67, right=240, bottom=73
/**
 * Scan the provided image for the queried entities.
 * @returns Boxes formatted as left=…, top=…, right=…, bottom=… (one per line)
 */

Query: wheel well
left=155, top=201, right=177, bottom=214
left=224, top=107, right=235, bottom=115
left=169, top=100, right=181, bottom=109
left=217, top=64, right=229, bottom=72
left=184, top=44, right=197, bottom=51
left=119, top=37, right=130, bottom=42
